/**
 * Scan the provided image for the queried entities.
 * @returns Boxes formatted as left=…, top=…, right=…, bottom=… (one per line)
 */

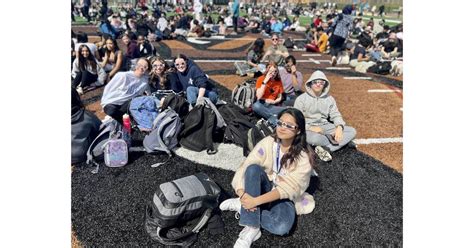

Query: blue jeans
left=239, top=164, right=296, bottom=236
left=186, top=86, right=218, bottom=106
left=252, top=101, right=287, bottom=127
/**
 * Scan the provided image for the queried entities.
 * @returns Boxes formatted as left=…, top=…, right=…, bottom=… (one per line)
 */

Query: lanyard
left=275, top=143, right=283, bottom=175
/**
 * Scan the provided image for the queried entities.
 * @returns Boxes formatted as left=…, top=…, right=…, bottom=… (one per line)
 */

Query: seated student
left=380, top=32, right=400, bottom=59
left=72, top=44, right=107, bottom=94
left=305, top=27, right=328, bottom=53
left=137, top=35, right=155, bottom=57
left=71, top=87, right=102, bottom=164
left=220, top=107, right=316, bottom=248
left=278, top=55, right=303, bottom=107
left=146, top=56, right=182, bottom=96
left=270, top=17, right=284, bottom=34
left=75, top=31, right=100, bottom=60
left=294, top=70, right=357, bottom=162
left=99, top=17, right=120, bottom=39
left=289, top=16, right=306, bottom=32
left=101, top=57, right=150, bottom=123
left=252, top=61, right=287, bottom=127
left=100, top=37, right=125, bottom=80
left=234, top=38, right=266, bottom=76
left=173, top=54, right=218, bottom=106
left=261, top=33, right=290, bottom=66
left=348, top=42, right=371, bottom=67
left=188, top=19, right=204, bottom=37
left=244, top=19, right=260, bottom=33
left=122, top=33, right=141, bottom=68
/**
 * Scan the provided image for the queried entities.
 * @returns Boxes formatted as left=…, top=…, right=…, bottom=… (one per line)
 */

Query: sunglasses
left=272, top=38, right=279, bottom=41
left=174, top=62, right=186, bottom=67
left=310, top=80, right=326, bottom=86
left=153, top=64, right=165, bottom=68
left=277, top=120, right=298, bottom=130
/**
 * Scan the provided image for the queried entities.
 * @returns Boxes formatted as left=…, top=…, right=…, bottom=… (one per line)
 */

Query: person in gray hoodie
left=294, top=70, right=357, bottom=161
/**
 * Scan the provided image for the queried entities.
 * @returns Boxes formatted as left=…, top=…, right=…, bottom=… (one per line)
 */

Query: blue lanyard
left=275, top=143, right=282, bottom=174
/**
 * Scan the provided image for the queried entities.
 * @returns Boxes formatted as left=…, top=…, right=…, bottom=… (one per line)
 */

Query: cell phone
left=325, top=134, right=339, bottom=145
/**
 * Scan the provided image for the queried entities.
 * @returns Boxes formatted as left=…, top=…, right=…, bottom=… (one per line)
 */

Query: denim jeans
left=186, top=86, right=218, bottom=106
left=239, top=164, right=296, bottom=236
left=252, top=101, right=287, bottom=127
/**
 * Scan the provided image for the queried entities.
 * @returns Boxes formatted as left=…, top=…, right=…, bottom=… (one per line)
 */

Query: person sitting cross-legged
left=294, top=70, right=357, bottom=162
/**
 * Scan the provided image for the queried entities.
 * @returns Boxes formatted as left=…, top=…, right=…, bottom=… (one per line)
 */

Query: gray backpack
left=231, top=80, right=256, bottom=113
left=143, top=108, right=182, bottom=156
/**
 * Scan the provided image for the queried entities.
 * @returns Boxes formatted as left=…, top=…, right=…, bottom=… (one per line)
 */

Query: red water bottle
left=122, top=114, right=132, bottom=147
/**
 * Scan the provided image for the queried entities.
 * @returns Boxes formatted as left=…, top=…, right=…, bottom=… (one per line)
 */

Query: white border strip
left=302, top=54, right=322, bottom=57
left=326, top=67, right=352, bottom=70
left=344, top=77, right=373, bottom=80
left=368, top=89, right=402, bottom=93
left=353, top=137, right=403, bottom=145
left=309, top=58, right=320, bottom=64
left=164, top=59, right=331, bottom=63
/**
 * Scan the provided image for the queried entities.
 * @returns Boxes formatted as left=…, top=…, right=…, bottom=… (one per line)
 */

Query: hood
left=178, top=58, right=196, bottom=76
left=342, top=5, right=353, bottom=15
left=304, top=70, right=330, bottom=98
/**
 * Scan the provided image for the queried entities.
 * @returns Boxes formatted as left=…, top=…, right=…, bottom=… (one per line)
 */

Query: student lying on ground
left=278, top=55, right=303, bottom=107
left=72, top=44, right=107, bottom=95
left=101, top=57, right=150, bottom=123
left=220, top=108, right=317, bottom=248
left=252, top=61, right=287, bottom=127
left=173, top=54, right=219, bottom=106
left=100, top=37, right=125, bottom=80
left=294, top=70, right=357, bottom=162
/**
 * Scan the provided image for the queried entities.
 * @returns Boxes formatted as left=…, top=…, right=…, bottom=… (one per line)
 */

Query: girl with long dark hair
left=100, top=37, right=125, bottom=80
left=220, top=108, right=317, bottom=248
left=147, top=56, right=182, bottom=94
left=72, top=44, right=107, bottom=94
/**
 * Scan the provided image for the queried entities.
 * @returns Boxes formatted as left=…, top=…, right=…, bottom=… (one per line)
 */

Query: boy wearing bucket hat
left=294, top=70, right=357, bottom=161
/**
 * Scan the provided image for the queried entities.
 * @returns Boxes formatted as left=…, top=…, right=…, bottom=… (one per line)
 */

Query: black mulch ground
left=72, top=145, right=402, bottom=247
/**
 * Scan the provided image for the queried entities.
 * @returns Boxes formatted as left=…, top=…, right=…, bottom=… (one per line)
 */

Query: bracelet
left=240, top=192, right=246, bottom=199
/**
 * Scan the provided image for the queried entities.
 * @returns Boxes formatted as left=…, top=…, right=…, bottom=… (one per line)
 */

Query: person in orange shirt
left=251, top=61, right=287, bottom=127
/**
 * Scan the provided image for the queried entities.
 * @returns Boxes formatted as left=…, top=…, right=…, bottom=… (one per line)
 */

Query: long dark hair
left=78, top=44, right=98, bottom=73
left=149, top=56, right=171, bottom=89
left=247, top=37, right=265, bottom=59
left=104, top=37, right=119, bottom=59
left=271, top=108, right=318, bottom=171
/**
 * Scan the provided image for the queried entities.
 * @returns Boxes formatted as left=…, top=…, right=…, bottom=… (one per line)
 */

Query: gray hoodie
left=293, top=70, right=345, bottom=130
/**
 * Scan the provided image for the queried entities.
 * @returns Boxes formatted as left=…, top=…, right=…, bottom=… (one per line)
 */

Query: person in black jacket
left=173, top=54, right=218, bottom=106
left=137, top=35, right=155, bottom=57
left=147, top=56, right=182, bottom=95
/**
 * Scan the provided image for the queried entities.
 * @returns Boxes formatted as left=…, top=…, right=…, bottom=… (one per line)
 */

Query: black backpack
left=243, top=119, right=274, bottom=156
left=179, top=104, right=217, bottom=154
left=217, top=104, right=256, bottom=148
left=145, top=173, right=221, bottom=247
left=283, top=38, right=295, bottom=48
left=358, top=32, right=373, bottom=48
left=161, top=93, right=189, bottom=120
left=367, top=61, right=392, bottom=75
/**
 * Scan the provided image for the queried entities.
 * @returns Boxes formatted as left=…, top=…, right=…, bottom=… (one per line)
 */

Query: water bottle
left=122, top=114, right=132, bottom=148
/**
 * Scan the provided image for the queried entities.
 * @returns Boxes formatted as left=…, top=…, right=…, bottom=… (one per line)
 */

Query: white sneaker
left=315, top=146, right=332, bottom=162
left=233, top=226, right=262, bottom=248
left=76, top=86, right=84, bottom=95
left=220, top=198, right=241, bottom=212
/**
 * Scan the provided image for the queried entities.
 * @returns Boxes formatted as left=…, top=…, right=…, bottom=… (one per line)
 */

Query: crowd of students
left=71, top=2, right=405, bottom=247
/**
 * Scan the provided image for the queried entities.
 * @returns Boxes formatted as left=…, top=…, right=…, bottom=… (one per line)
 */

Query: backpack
left=86, top=119, right=127, bottom=173
left=231, top=80, right=256, bottom=113
left=283, top=38, right=295, bottom=49
left=143, top=108, right=182, bottom=156
left=217, top=104, right=256, bottom=148
left=179, top=104, right=217, bottom=154
left=161, top=93, right=189, bottom=119
left=162, top=28, right=172, bottom=40
left=243, top=119, right=274, bottom=156
left=129, top=96, right=161, bottom=132
left=71, top=109, right=101, bottom=164
left=145, top=173, right=221, bottom=247
left=358, top=32, right=373, bottom=48
left=367, top=61, right=392, bottom=75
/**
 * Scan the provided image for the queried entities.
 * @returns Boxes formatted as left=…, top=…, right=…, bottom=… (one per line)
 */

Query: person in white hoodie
left=294, top=70, right=357, bottom=162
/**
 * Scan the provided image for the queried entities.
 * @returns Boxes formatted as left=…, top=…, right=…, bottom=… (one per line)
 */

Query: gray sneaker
left=315, top=146, right=332, bottom=162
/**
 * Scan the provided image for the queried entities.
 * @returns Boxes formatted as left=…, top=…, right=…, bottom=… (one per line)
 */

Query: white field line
left=344, top=77, right=372, bottom=80
left=367, top=89, right=402, bottom=93
left=309, top=58, right=320, bottom=64
left=164, top=59, right=331, bottom=63
left=353, top=137, right=403, bottom=145
left=302, top=54, right=322, bottom=57
left=326, top=67, right=352, bottom=70
left=187, top=38, right=211, bottom=44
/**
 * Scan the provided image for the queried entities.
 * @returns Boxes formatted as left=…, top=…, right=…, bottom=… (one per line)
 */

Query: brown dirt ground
left=358, top=143, right=403, bottom=174
left=208, top=39, right=252, bottom=50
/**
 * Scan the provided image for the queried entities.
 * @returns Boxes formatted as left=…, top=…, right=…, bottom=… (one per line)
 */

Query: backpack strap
left=86, top=119, right=118, bottom=174
left=155, top=208, right=213, bottom=244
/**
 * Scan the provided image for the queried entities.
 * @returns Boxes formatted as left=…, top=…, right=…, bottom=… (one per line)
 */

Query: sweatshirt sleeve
left=275, top=152, right=312, bottom=201
left=295, top=71, right=303, bottom=91
left=293, top=95, right=310, bottom=129
left=328, top=96, right=345, bottom=127
left=231, top=137, right=270, bottom=192
left=189, top=66, right=208, bottom=89
left=167, top=72, right=183, bottom=93
left=71, top=59, right=79, bottom=79
left=97, top=63, right=107, bottom=86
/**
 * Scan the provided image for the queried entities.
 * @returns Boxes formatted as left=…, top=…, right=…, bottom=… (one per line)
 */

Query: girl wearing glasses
left=220, top=108, right=317, bottom=248
left=173, top=54, right=219, bottom=106
left=147, top=56, right=182, bottom=94
left=294, top=70, right=357, bottom=162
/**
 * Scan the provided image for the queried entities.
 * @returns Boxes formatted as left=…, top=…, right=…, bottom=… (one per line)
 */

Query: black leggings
left=103, top=100, right=131, bottom=123
left=329, top=35, right=346, bottom=57
left=72, top=70, right=98, bottom=88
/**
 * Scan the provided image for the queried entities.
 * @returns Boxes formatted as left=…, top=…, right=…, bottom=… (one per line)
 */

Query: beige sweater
left=231, top=136, right=312, bottom=202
